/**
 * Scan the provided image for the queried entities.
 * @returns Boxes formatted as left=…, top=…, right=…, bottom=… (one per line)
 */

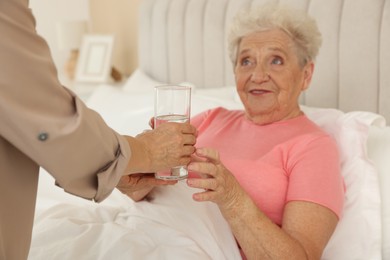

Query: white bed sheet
left=31, top=179, right=240, bottom=260
left=30, top=76, right=388, bottom=259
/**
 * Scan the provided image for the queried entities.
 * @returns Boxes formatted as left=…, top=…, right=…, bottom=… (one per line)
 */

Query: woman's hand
left=186, top=147, right=245, bottom=213
left=116, top=173, right=177, bottom=201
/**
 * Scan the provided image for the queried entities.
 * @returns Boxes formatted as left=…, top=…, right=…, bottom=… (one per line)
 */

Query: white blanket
left=30, top=177, right=241, bottom=260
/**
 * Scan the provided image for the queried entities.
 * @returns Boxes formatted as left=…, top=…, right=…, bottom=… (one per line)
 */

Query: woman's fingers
left=192, top=189, right=213, bottom=202
left=195, top=147, right=220, bottom=163
left=188, top=161, right=218, bottom=177
left=187, top=147, right=243, bottom=206
left=189, top=176, right=218, bottom=191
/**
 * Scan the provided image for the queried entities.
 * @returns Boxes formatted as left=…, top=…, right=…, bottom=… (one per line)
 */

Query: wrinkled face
left=234, top=29, right=314, bottom=124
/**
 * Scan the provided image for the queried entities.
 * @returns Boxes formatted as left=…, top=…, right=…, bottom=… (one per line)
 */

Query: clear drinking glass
left=154, top=85, right=191, bottom=180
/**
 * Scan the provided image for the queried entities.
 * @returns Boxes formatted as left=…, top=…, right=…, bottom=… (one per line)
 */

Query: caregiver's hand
left=129, top=122, right=197, bottom=173
left=117, top=173, right=177, bottom=202
left=186, top=148, right=246, bottom=213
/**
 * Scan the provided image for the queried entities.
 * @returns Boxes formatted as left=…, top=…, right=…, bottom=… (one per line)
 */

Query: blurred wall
left=29, top=0, right=140, bottom=82
left=89, top=0, right=142, bottom=77
left=29, top=0, right=90, bottom=85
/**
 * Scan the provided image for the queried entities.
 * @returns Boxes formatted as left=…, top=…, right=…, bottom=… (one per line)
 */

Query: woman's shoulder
left=293, top=116, right=339, bottom=149
left=293, top=115, right=330, bottom=134
left=283, top=115, right=336, bottom=145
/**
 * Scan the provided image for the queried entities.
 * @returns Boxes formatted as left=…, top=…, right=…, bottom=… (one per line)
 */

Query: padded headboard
left=138, top=0, right=390, bottom=123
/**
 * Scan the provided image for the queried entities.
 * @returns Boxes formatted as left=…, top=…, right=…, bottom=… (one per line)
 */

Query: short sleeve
left=286, top=135, right=345, bottom=218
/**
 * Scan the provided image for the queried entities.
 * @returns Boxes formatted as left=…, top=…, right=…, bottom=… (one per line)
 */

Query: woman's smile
left=248, top=88, right=272, bottom=96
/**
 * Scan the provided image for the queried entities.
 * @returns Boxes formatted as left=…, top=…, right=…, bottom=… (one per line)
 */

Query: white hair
left=228, top=3, right=322, bottom=67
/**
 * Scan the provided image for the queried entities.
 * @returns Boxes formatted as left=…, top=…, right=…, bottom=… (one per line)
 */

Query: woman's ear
left=301, top=62, right=314, bottom=91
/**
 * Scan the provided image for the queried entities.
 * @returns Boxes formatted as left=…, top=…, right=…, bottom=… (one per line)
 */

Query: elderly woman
left=118, top=4, right=344, bottom=259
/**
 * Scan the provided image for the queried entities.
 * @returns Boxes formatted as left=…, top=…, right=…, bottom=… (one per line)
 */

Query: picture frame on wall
left=75, top=34, right=114, bottom=83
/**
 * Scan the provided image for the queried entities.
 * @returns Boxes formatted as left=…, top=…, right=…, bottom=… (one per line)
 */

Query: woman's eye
left=271, top=57, right=283, bottom=65
left=241, top=58, right=252, bottom=66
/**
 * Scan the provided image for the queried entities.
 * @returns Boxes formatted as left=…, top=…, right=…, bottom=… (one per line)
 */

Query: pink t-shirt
left=190, top=107, right=344, bottom=225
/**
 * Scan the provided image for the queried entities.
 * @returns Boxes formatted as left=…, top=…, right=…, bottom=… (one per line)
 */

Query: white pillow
left=123, top=69, right=195, bottom=94
left=302, top=106, right=384, bottom=260
left=122, top=69, right=162, bottom=93
left=367, top=125, right=390, bottom=259
left=88, top=74, right=383, bottom=260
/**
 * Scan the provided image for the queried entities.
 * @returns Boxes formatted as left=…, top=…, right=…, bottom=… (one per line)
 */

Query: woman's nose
left=251, top=64, right=270, bottom=83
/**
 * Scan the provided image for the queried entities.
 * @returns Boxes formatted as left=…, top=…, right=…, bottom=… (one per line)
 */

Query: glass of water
left=154, top=85, right=192, bottom=180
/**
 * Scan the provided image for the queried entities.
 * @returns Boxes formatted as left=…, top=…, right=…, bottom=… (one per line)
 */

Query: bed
left=29, top=0, right=390, bottom=259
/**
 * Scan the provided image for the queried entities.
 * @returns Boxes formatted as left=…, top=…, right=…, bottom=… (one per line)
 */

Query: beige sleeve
left=0, top=1, right=131, bottom=202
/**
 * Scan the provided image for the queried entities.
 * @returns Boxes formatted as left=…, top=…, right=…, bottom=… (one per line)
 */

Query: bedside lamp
left=56, top=20, right=88, bottom=80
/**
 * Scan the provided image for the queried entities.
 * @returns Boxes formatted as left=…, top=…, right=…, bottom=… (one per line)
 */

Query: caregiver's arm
left=0, top=0, right=196, bottom=203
